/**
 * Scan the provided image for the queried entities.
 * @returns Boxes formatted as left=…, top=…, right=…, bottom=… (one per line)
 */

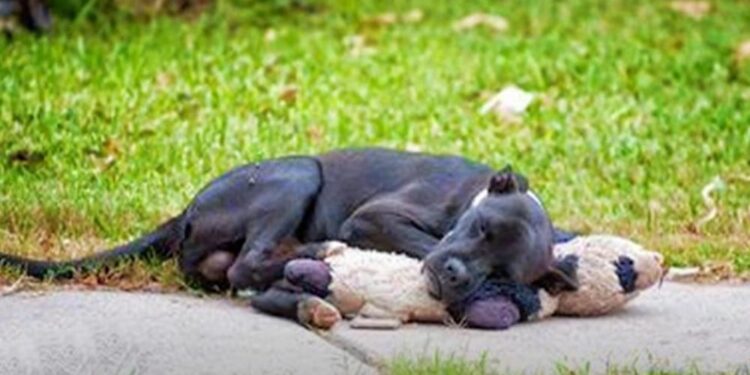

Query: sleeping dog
left=0, top=148, right=576, bottom=306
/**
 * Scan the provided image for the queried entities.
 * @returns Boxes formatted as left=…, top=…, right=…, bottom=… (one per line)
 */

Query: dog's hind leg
left=226, top=158, right=323, bottom=290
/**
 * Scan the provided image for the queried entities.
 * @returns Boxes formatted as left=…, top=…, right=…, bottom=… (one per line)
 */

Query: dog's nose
left=442, top=257, right=471, bottom=288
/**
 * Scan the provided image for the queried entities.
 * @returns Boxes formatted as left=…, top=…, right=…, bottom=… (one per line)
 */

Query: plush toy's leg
left=283, top=259, right=332, bottom=297
left=463, top=296, right=521, bottom=330
left=297, top=295, right=342, bottom=329
left=251, top=287, right=341, bottom=329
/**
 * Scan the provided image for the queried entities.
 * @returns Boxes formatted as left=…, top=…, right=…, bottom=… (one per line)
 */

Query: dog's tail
left=0, top=216, right=182, bottom=279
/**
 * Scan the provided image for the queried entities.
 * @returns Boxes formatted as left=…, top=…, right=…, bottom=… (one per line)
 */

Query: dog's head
left=422, top=167, right=577, bottom=304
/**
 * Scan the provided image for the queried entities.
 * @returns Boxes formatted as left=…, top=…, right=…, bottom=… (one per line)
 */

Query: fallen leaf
left=117, top=279, right=144, bottom=292
left=735, top=40, right=750, bottom=63
left=344, top=34, right=376, bottom=57
left=80, top=274, right=100, bottom=289
left=402, top=9, right=424, bottom=23
left=102, top=138, right=120, bottom=157
left=155, top=72, right=173, bottom=90
left=689, top=176, right=726, bottom=233
left=93, top=155, right=117, bottom=172
left=264, top=28, right=277, bottom=43
left=453, top=13, right=508, bottom=32
left=364, top=12, right=398, bottom=26
left=669, top=1, right=711, bottom=20
left=698, top=261, right=735, bottom=282
left=278, top=85, right=298, bottom=104
left=479, top=85, right=535, bottom=121
left=306, top=125, right=324, bottom=144
left=88, top=138, right=120, bottom=173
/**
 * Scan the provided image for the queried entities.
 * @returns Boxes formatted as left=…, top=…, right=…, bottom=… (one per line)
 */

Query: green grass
left=390, top=352, right=492, bottom=375
left=388, top=353, right=746, bottom=375
left=1, top=0, right=749, bottom=275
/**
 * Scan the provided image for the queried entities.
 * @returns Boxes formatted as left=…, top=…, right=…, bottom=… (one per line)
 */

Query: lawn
left=1, top=0, right=749, bottom=282
left=388, top=353, right=740, bottom=375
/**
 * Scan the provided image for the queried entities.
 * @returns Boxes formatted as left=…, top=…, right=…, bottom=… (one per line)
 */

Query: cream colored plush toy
left=544, top=235, right=664, bottom=317
left=257, top=235, right=664, bottom=330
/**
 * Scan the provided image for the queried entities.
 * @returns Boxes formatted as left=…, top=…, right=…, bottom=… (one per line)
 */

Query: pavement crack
left=316, top=326, right=388, bottom=374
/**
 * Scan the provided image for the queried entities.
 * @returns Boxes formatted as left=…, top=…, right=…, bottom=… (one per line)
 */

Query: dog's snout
left=443, top=257, right=471, bottom=287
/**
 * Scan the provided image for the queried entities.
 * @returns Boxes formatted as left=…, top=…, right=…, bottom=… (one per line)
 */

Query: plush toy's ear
left=488, top=165, right=529, bottom=195
left=534, top=254, right=580, bottom=295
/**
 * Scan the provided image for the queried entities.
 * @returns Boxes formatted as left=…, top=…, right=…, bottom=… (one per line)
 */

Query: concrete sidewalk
left=329, top=282, right=750, bottom=373
left=0, top=282, right=748, bottom=374
left=0, top=291, right=375, bottom=375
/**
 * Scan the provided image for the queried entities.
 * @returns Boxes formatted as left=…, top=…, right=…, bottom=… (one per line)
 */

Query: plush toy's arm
left=448, top=282, right=544, bottom=330
left=463, top=296, right=521, bottom=329
left=283, top=259, right=332, bottom=298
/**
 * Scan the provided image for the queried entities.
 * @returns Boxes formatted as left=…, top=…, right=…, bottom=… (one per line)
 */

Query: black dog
left=0, top=148, right=576, bottom=305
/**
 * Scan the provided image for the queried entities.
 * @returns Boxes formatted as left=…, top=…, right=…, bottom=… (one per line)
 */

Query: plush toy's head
left=552, top=235, right=664, bottom=316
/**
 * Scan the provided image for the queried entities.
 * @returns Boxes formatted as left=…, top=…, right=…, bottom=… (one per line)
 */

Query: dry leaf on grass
left=735, top=40, right=750, bottom=64
left=479, top=85, right=535, bottom=121
left=364, top=12, right=398, bottom=26
left=264, top=28, right=277, bottom=43
left=278, top=85, right=298, bottom=105
left=666, top=263, right=741, bottom=283
left=453, top=13, right=508, bottom=32
left=306, top=125, right=324, bottom=144
left=402, top=9, right=424, bottom=24
left=344, top=34, right=376, bottom=57
left=669, top=1, right=711, bottom=20
left=696, top=261, right=736, bottom=283
left=363, top=10, right=424, bottom=26
left=89, top=138, right=121, bottom=173
left=688, top=176, right=726, bottom=233
left=79, top=274, right=100, bottom=289
left=155, top=72, right=174, bottom=90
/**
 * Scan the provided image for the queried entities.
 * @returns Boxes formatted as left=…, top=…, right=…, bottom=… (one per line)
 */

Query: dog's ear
left=488, top=165, right=529, bottom=194
left=534, top=254, right=580, bottom=295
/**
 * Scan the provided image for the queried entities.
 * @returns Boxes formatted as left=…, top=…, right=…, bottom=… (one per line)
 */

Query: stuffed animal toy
left=256, top=235, right=664, bottom=330
left=549, top=235, right=664, bottom=317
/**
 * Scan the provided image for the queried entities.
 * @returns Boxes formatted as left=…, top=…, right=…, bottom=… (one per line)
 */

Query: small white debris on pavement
left=665, top=267, right=702, bottom=281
